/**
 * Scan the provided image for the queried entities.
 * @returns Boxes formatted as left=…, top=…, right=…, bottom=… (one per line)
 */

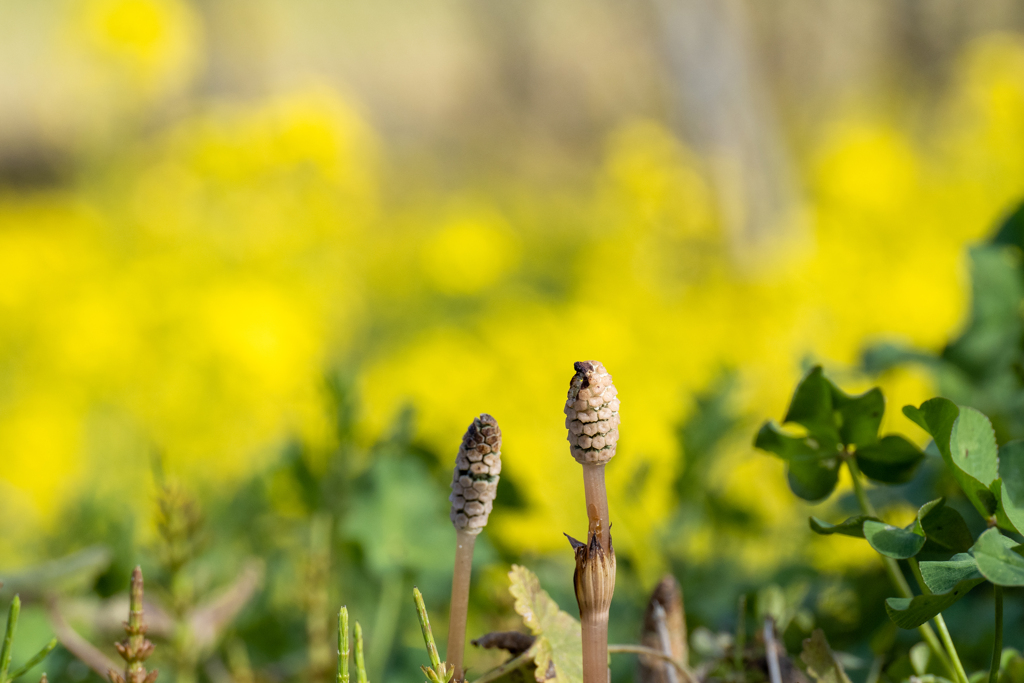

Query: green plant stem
left=7, top=638, right=57, bottom=681
left=845, top=459, right=960, bottom=682
left=991, top=587, right=1004, bottom=683
left=338, top=608, right=350, bottom=683
left=446, top=530, right=476, bottom=681
left=0, top=596, right=20, bottom=683
left=908, top=558, right=969, bottom=683
left=413, top=588, right=442, bottom=671
left=354, top=622, right=368, bottom=683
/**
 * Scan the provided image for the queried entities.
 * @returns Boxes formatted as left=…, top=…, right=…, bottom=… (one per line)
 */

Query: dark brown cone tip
left=450, top=413, right=501, bottom=534
left=564, top=361, right=620, bottom=466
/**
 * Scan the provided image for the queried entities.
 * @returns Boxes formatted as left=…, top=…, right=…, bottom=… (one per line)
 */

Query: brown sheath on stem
left=567, top=512, right=616, bottom=683
left=447, top=414, right=502, bottom=681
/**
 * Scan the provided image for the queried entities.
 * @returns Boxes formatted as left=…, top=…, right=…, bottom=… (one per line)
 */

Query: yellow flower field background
left=3, top=1, right=1024, bottom=595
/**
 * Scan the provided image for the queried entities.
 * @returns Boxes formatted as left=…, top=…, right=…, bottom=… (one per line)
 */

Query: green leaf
left=972, top=528, right=1024, bottom=587
left=917, top=499, right=974, bottom=553
left=885, top=577, right=985, bottom=629
left=856, top=436, right=925, bottom=485
left=832, top=386, right=884, bottom=449
left=800, top=629, right=852, bottom=683
left=755, top=422, right=840, bottom=501
left=755, top=422, right=819, bottom=461
left=903, top=399, right=999, bottom=518
left=919, top=554, right=982, bottom=593
left=999, top=441, right=1024, bottom=534
left=508, top=565, right=582, bottom=683
left=809, top=515, right=877, bottom=538
left=863, top=519, right=925, bottom=559
left=950, top=406, right=999, bottom=488
left=787, top=455, right=841, bottom=502
left=784, top=367, right=839, bottom=444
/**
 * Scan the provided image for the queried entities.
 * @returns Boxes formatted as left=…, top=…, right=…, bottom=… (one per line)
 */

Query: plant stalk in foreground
left=338, top=608, right=349, bottom=683
left=109, top=566, right=158, bottom=683
left=415, top=588, right=454, bottom=683
left=447, top=414, right=502, bottom=681
left=565, top=361, right=620, bottom=683
left=846, top=458, right=966, bottom=683
left=0, top=596, right=20, bottom=683
left=354, top=622, right=367, bottom=683
left=990, top=587, right=1003, bottom=683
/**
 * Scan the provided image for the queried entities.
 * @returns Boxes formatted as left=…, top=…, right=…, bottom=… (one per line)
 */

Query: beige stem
left=582, top=465, right=610, bottom=553
left=447, top=529, right=477, bottom=681
left=581, top=612, right=609, bottom=683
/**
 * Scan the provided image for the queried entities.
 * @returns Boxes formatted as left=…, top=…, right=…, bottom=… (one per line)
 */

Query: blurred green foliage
left=7, top=4, right=1024, bottom=683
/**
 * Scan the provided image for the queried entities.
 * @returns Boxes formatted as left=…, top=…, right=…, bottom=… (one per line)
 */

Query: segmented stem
left=338, top=608, right=349, bottom=683
left=0, top=596, right=21, bottom=683
left=414, top=588, right=442, bottom=671
left=354, top=623, right=368, bottom=683
left=446, top=531, right=476, bottom=681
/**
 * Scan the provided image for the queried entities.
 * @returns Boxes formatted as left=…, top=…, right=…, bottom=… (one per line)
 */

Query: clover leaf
left=755, top=366, right=924, bottom=501
left=904, top=399, right=1000, bottom=519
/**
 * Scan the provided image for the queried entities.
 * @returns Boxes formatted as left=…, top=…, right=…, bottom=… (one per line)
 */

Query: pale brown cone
left=449, top=414, right=501, bottom=534
left=564, top=361, right=620, bottom=465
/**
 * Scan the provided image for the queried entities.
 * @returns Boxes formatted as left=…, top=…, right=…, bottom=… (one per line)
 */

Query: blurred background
left=4, top=1, right=1024, bottom=682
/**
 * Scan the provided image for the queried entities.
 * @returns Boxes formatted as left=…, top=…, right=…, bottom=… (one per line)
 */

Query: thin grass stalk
left=0, top=596, right=21, bottom=683
left=338, top=608, right=349, bottom=683
left=7, top=639, right=57, bottom=681
left=414, top=588, right=442, bottom=671
left=354, top=623, right=367, bottom=683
